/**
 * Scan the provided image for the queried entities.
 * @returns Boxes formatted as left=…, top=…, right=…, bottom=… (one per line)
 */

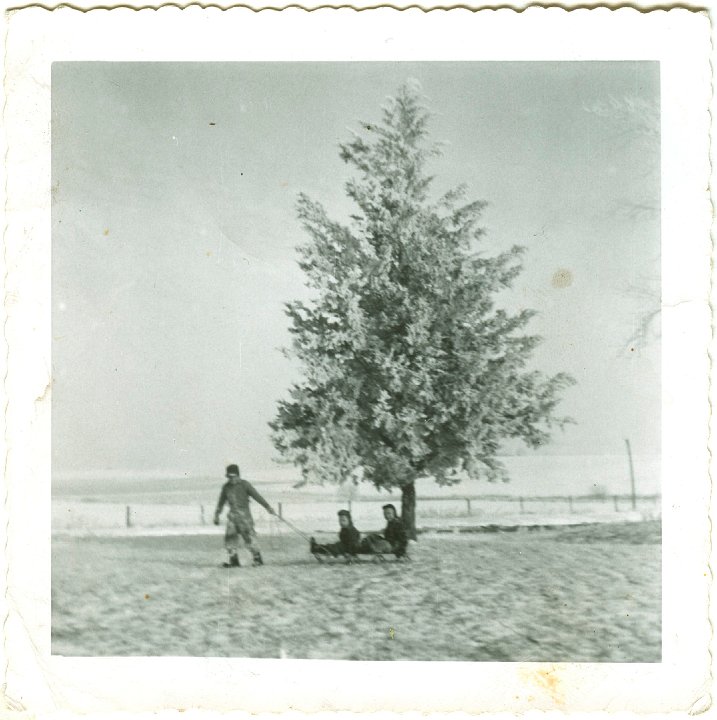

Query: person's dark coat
left=384, top=518, right=408, bottom=557
left=337, top=525, right=361, bottom=555
left=358, top=517, right=408, bottom=557
left=312, top=514, right=362, bottom=557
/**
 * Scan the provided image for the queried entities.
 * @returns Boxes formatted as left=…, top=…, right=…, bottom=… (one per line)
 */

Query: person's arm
left=393, top=521, right=408, bottom=554
left=245, top=481, right=275, bottom=514
left=348, top=527, right=361, bottom=554
left=396, top=521, right=407, bottom=543
left=213, top=486, right=227, bottom=524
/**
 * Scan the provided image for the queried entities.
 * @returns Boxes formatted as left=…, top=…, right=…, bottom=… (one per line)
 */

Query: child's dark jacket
left=338, top=525, right=361, bottom=555
left=384, top=518, right=408, bottom=557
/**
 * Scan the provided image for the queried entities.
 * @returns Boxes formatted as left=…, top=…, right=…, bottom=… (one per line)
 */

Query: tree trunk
left=401, top=481, right=417, bottom=541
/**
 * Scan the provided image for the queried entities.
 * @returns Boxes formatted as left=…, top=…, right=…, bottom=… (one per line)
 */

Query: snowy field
left=52, top=454, right=661, bottom=533
left=52, top=520, right=661, bottom=661
left=52, top=495, right=660, bottom=535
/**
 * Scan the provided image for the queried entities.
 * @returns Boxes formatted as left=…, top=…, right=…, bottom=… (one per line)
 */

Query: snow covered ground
left=51, top=521, right=661, bottom=661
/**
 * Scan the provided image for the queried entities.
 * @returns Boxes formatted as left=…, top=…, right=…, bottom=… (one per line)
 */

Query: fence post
left=625, top=438, right=637, bottom=510
left=200, top=505, right=205, bottom=525
left=278, top=502, right=283, bottom=519
left=568, top=496, right=573, bottom=513
left=519, top=497, right=524, bottom=513
left=126, top=505, right=131, bottom=528
left=466, top=498, right=471, bottom=515
left=613, top=495, right=619, bottom=512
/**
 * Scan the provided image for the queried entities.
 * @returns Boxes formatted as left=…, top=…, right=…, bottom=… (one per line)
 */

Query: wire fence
left=53, top=493, right=662, bottom=533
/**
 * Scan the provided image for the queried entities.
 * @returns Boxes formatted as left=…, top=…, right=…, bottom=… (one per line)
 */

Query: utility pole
left=625, top=438, right=636, bottom=510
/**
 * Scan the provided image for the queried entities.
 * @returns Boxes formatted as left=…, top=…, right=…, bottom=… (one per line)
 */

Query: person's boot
left=222, top=553, right=240, bottom=568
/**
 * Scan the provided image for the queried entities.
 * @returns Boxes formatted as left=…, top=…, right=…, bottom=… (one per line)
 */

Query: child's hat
left=226, top=464, right=240, bottom=477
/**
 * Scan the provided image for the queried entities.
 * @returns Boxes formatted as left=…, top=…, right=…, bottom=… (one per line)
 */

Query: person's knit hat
left=226, top=464, right=240, bottom=477
left=338, top=509, right=352, bottom=519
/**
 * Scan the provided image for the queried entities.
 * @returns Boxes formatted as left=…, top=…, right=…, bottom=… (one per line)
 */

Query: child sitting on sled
left=359, top=504, right=408, bottom=558
left=310, top=510, right=362, bottom=557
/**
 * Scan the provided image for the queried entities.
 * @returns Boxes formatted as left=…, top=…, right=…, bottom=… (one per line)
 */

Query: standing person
left=310, top=510, right=361, bottom=558
left=213, top=464, right=276, bottom=568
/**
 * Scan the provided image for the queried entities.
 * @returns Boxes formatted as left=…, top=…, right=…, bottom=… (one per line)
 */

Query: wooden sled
left=312, top=550, right=411, bottom=564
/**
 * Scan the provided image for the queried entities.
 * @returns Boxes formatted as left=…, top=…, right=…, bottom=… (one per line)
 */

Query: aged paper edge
left=1, top=6, right=713, bottom=717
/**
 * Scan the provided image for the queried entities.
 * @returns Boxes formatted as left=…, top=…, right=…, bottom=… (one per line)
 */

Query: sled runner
left=312, top=548, right=411, bottom=564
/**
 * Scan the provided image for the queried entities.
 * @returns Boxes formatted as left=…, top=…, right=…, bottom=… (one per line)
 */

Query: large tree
left=271, top=83, right=574, bottom=539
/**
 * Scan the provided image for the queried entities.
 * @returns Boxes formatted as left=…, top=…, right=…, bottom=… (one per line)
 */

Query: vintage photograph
left=51, top=61, right=661, bottom=661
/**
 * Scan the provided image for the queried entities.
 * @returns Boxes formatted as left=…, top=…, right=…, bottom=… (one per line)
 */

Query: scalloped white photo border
left=2, top=7, right=712, bottom=716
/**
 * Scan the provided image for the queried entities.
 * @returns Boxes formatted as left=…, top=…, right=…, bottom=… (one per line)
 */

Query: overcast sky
left=52, top=62, right=660, bottom=481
